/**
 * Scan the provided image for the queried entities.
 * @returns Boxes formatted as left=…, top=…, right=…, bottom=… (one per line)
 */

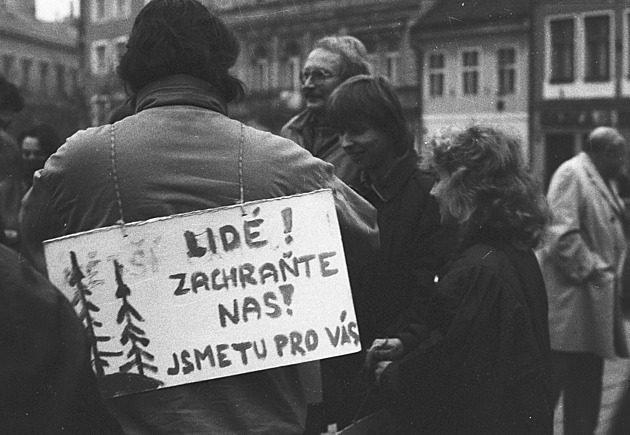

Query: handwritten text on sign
left=44, top=190, right=360, bottom=397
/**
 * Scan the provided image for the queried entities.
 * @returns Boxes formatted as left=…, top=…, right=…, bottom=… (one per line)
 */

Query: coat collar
left=135, top=74, right=228, bottom=116
left=361, top=150, right=419, bottom=202
left=579, top=152, right=625, bottom=216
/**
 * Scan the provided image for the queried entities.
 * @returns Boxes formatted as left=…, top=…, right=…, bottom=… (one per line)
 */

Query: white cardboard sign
left=44, top=189, right=360, bottom=397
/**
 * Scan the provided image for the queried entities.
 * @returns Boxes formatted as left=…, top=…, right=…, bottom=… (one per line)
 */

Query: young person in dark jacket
left=366, top=125, right=554, bottom=434
left=324, top=75, right=455, bottom=429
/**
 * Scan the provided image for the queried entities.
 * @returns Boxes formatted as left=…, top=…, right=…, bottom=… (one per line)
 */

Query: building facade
left=81, top=0, right=424, bottom=133
left=222, top=0, right=424, bottom=134
left=531, top=0, right=630, bottom=186
left=82, top=0, right=148, bottom=125
left=410, top=0, right=533, bottom=161
left=0, top=0, right=83, bottom=140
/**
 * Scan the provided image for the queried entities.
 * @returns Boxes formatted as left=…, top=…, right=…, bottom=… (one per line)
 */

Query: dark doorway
left=545, top=133, right=574, bottom=190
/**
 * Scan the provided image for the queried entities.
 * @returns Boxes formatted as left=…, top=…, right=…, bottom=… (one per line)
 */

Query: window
left=550, top=18, right=574, bottom=83
left=92, top=97, right=110, bottom=126
left=384, top=36, right=401, bottom=85
left=96, top=45, right=107, bottom=72
left=462, top=51, right=479, bottom=95
left=21, top=58, right=32, bottom=90
left=386, top=54, right=399, bottom=85
left=56, top=64, right=66, bottom=96
left=2, top=54, right=14, bottom=77
left=282, top=40, right=301, bottom=91
left=39, top=61, right=49, bottom=95
left=69, top=68, right=78, bottom=96
left=585, top=15, right=610, bottom=82
left=114, top=37, right=127, bottom=63
left=256, top=59, right=270, bottom=90
left=115, top=0, right=131, bottom=18
left=497, top=48, right=516, bottom=95
left=92, top=42, right=108, bottom=75
left=428, top=53, right=445, bottom=97
left=94, top=0, right=106, bottom=21
left=287, top=56, right=301, bottom=91
left=253, top=45, right=269, bottom=91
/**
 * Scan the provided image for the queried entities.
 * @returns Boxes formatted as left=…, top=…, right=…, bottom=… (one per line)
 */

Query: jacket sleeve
left=19, top=171, right=65, bottom=275
left=378, top=265, right=473, bottom=407
left=328, top=176, right=379, bottom=286
left=545, top=165, right=610, bottom=282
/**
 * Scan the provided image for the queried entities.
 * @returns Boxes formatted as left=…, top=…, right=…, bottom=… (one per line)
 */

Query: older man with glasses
left=281, top=36, right=372, bottom=189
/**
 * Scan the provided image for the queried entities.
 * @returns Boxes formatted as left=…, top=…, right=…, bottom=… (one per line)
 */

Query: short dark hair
left=426, top=125, right=549, bottom=248
left=117, top=0, right=244, bottom=102
left=18, top=124, right=62, bottom=158
left=327, top=75, right=413, bottom=156
left=313, top=36, right=372, bottom=82
left=0, top=75, right=24, bottom=113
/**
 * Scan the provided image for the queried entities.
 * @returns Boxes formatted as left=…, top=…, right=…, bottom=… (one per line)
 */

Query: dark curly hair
left=327, top=75, right=413, bottom=156
left=117, top=0, right=244, bottom=102
left=426, top=125, right=549, bottom=248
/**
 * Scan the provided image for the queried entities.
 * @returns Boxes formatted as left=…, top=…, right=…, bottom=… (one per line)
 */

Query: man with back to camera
left=537, top=126, right=630, bottom=435
left=281, top=35, right=372, bottom=189
left=19, top=1, right=378, bottom=433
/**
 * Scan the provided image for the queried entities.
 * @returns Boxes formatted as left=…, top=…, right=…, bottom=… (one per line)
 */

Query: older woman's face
left=430, top=167, right=452, bottom=223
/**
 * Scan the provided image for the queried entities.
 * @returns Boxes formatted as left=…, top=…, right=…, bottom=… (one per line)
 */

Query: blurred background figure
left=537, top=126, right=629, bottom=435
left=281, top=35, right=372, bottom=188
left=18, top=124, right=62, bottom=193
left=0, top=75, right=25, bottom=249
left=0, top=242, right=122, bottom=434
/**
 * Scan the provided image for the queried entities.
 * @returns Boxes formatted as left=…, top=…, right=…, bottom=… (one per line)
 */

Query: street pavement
left=554, top=317, right=630, bottom=435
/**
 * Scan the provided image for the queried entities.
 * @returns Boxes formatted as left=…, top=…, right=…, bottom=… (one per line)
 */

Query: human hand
left=365, top=338, right=403, bottom=374
left=588, top=267, right=614, bottom=288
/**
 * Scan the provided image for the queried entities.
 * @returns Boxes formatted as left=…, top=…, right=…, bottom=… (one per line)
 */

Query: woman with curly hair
left=365, top=125, right=554, bottom=434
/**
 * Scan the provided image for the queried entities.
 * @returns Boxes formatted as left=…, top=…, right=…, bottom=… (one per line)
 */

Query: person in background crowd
left=281, top=38, right=372, bottom=432
left=610, top=382, right=630, bottom=435
left=322, top=75, right=455, bottom=429
left=19, top=0, right=378, bottom=433
left=0, top=243, right=122, bottom=434
left=366, top=126, right=553, bottom=434
left=18, top=124, right=62, bottom=193
left=537, top=126, right=629, bottom=435
left=0, top=75, right=25, bottom=248
left=281, top=35, right=372, bottom=188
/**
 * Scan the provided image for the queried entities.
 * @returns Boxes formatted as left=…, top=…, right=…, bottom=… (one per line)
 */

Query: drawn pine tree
left=69, top=251, right=122, bottom=377
left=114, top=260, right=159, bottom=377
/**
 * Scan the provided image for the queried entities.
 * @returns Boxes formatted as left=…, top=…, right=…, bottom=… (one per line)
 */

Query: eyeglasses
left=300, top=68, right=337, bottom=85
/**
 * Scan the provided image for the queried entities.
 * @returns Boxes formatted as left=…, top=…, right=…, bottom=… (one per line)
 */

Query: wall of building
left=420, top=30, right=530, bottom=152
left=0, top=8, right=82, bottom=141
left=81, top=0, right=423, bottom=133
left=531, top=0, right=630, bottom=186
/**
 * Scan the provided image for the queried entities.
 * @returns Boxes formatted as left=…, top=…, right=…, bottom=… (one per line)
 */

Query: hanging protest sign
left=44, top=189, right=360, bottom=397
